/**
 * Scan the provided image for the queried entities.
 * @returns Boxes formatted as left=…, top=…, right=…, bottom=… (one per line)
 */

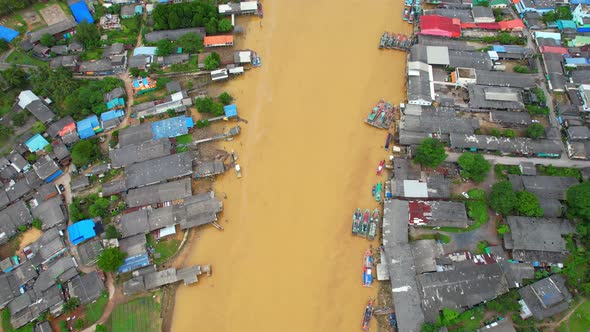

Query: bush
left=105, top=224, right=121, bottom=239
left=513, top=65, right=531, bottom=73
left=502, top=129, right=515, bottom=138
left=203, top=52, right=221, bottom=71
left=11, top=112, right=27, bottom=127
left=467, top=188, right=486, bottom=201
left=526, top=123, right=545, bottom=138
left=218, top=92, right=233, bottom=105
left=476, top=240, right=489, bottom=254
left=71, top=139, right=101, bottom=167
left=526, top=104, right=550, bottom=115
left=64, top=297, right=81, bottom=313
left=32, top=121, right=46, bottom=134
left=497, top=223, right=510, bottom=235
left=32, top=219, right=42, bottom=230
left=74, top=319, right=85, bottom=330
left=130, top=67, right=140, bottom=77
left=466, top=200, right=489, bottom=226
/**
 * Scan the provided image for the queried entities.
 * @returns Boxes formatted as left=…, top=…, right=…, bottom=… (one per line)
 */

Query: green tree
left=32, top=121, right=46, bottom=134
left=566, top=181, right=590, bottom=221
left=1, top=65, right=28, bottom=89
left=490, top=128, right=501, bottom=137
left=439, top=308, right=459, bottom=326
left=69, top=199, right=86, bottom=222
left=203, top=52, right=221, bottom=71
left=105, top=224, right=121, bottom=239
left=11, top=112, right=27, bottom=127
left=40, top=33, right=56, bottom=47
left=74, top=319, right=85, bottom=330
left=64, top=297, right=81, bottom=313
left=205, top=17, right=218, bottom=34
left=497, top=224, right=510, bottom=235
left=95, top=324, right=106, bottom=332
left=414, top=138, right=447, bottom=169
left=89, top=198, right=110, bottom=218
left=218, top=92, right=233, bottom=105
left=71, top=140, right=101, bottom=167
left=156, top=39, right=174, bottom=56
left=457, top=153, right=491, bottom=182
left=516, top=190, right=543, bottom=217
left=476, top=241, right=489, bottom=254
left=0, top=39, right=8, bottom=52
left=97, top=247, right=126, bottom=272
left=129, top=67, right=140, bottom=77
left=502, top=129, right=516, bottom=138
left=74, top=21, right=101, bottom=49
left=31, top=67, right=79, bottom=105
left=526, top=123, right=545, bottom=138
left=32, top=218, right=42, bottom=230
left=489, top=181, right=517, bottom=215
left=0, top=125, right=12, bottom=141
left=176, top=32, right=203, bottom=53
left=218, top=18, right=233, bottom=32
left=27, top=154, right=37, bottom=163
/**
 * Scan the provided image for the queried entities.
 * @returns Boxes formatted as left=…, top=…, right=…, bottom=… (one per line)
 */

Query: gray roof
left=33, top=256, right=77, bottom=294
left=53, top=142, right=70, bottom=161
left=0, top=191, right=9, bottom=209
left=428, top=201, right=470, bottom=227
left=125, top=178, right=192, bottom=208
left=418, top=261, right=509, bottom=322
left=29, top=18, right=77, bottom=43
left=6, top=178, right=34, bottom=203
left=166, top=81, right=181, bottom=94
left=144, top=267, right=178, bottom=290
left=417, top=35, right=475, bottom=51
left=179, top=193, right=223, bottom=229
left=398, top=130, right=435, bottom=146
left=121, top=4, right=136, bottom=17
left=144, top=28, right=206, bottom=43
left=407, top=75, right=433, bottom=104
left=101, top=178, right=127, bottom=197
left=50, top=55, right=79, bottom=70
left=128, top=55, right=149, bottom=69
left=411, top=240, right=439, bottom=274
left=7, top=152, right=28, bottom=172
left=0, top=273, right=20, bottom=306
left=519, top=162, right=536, bottom=176
left=87, top=163, right=110, bottom=176
left=449, top=50, right=492, bottom=70
left=104, top=87, right=126, bottom=102
left=120, top=209, right=149, bottom=238
left=571, top=69, right=590, bottom=85
left=79, top=60, right=113, bottom=72
left=68, top=272, right=105, bottom=305
left=472, top=6, right=494, bottom=18
left=160, top=54, right=189, bottom=66
left=504, top=216, right=574, bottom=252
left=543, top=53, right=564, bottom=74
left=125, top=152, right=193, bottom=189
left=12, top=263, right=38, bottom=286
left=61, top=130, right=80, bottom=145
left=33, top=155, right=60, bottom=181
left=538, top=198, right=563, bottom=217
left=70, top=176, right=90, bottom=192
left=110, top=139, right=172, bottom=168
left=194, top=160, right=225, bottom=178
left=449, top=133, right=563, bottom=156
left=0, top=202, right=32, bottom=241
left=51, top=45, right=68, bottom=55
left=475, top=70, right=537, bottom=88
left=8, top=291, right=35, bottom=315
left=118, top=234, right=147, bottom=257
left=147, top=206, right=179, bottom=231
left=489, top=110, right=531, bottom=126
left=76, top=238, right=103, bottom=266
left=477, top=320, right=516, bottom=332
left=32, top=196, right=66, bottom=230
left=567, top=126, right=590, bottom=140
left=35, top=322, right=52, bottom=332
left=26, top=100, right=55, bottom=124
left=29, top=228, right=65, bottom=265
left=118, top=123, right=154, bottom=147
left=519, top=275, right=572, bottom=320
left=468, top=85, right=524, bottom=110
left=400, top=112, right=479, bottom=135
left=427, top=8, right=474, bottom=22
left=508, top=175, right=579, bottom=199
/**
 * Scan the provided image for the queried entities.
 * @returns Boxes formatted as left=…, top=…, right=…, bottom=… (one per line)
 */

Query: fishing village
left=0, top=0, right=588, bottom=332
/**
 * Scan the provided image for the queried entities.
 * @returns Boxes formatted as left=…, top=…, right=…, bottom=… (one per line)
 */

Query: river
left=172, top=1, right=411, bottom=331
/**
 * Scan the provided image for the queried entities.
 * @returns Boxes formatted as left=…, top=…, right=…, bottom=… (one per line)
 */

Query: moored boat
left=363, top=249, right=374, bottom=287
left=368, top=209, right=379, bottom=241
left=375, top=182, right=382, bottom=202
left=352, top=208, right=362, bottom=236
left=402, top=7, right=409, bottom=21
left=361, top=298, right=374, bottom=331
left=379, top=32, right=388, bottom=48
left=361, top=209, right=370, bottom=237
left=376, top=160, right=385, bottom=175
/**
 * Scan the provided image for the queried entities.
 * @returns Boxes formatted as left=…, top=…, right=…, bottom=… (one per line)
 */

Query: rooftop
left=125, top=152, right=193, bottom=189
left=519, top=275, right=572, bottom=320
left=68, top=272, right=105, bottom=305
left=126, top=178, right=192, bottom=208
left=144, top=27, right=205, bottom=43
left=504, top=216, right=574, bottom=252
left=67, top=219, right=96, bottom=245
left=508, top=175, right=579, bottom=199
left=118, top=123, right=154, bottom=147
left=110, top=139, right=172, bottom=168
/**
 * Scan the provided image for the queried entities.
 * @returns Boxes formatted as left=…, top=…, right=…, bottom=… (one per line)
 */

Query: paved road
left=446, top=151, right=590, bottom=168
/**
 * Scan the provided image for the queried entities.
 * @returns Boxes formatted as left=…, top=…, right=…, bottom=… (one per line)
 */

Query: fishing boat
left=363, top=249, right=373, bottom=287
left=389, top=313, right=397, bottom=328
left=384, top=133, right=392, bottom=150
left=379, top=32, right=388, bottom=48
left=368, top=209, right=379, bottom=241
left=375, top=182, right=382, bottom=202
left=361, top=298, right=374, bottom=331
left=371, top=185, right=376, bottom=197
left=352, top=208, right=362, bottom=236
left=376, top=160, right=385, bottom=175
left=402, top=7, right=410, bottom=21
left=367, top=101, right=385, bottom=121
left=235, top=164, right=242, bottom=178
left=252, top=52, right=262, bottom=67
left=361, top=209, right=370, bottom=238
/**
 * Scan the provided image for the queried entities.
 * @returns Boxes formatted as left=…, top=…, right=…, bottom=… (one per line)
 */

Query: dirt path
left=80, top=273, right=120, bottom=332
left=530, top=297, right=587, bottom=330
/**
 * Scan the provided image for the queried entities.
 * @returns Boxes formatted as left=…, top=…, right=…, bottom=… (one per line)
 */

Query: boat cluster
left=378, top=32, right=412, bottom=50
left=365, top=99, right=395, bottom=130
left=352, top=208, right=380, bottom=241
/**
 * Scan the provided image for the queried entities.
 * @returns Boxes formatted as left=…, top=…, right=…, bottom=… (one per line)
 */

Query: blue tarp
left=106, top=98, right=125, bottom=110
left=69, top=1, right=95, bottom=24
left=185, top=116, right=194, bottom=128
left=492, top=45, right=506, bottom=53
left=151, top=116, right=191, bottom=139
left=101, top=109, right=125, bottom=121
left=118, top=254, right=150, bottom=273
left=77, top=115, right=100, bottom=139
left=25, top=134, right=49, bottom=152
left=45, top=169, right=63, bottom=183
left=133, top=47, right=157, bottom=56
left=223, top=104, right=238, bottom=118
left=68, top=219, right=96, bottom=245
left=578, top=27, right=590, bottom=33
left=565, top=57, right=590, bottom=65
left=0, top=26, right=18, bottom=42
left=134, top=5, right=143, bottom=15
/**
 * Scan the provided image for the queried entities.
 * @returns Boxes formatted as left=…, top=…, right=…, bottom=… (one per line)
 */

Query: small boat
left=375, top=182, right=382, bottom=202
left=402, top=7, right=409, bottom=21
left=361, top=298, right=374, bottom=331
left=235, top=164, right=242, bottom=178
left=376, top=160, right=385, bottom=175
left=252, top=52, right=262, bottom=67
left=371, top=185, right=376, bottom=197
left=384, top=133, right=392, bottom=150
left=389, top=313, right=397, bottom=327
left=379, top=32, right=388, bottom=48
left=368, top=209, right=379, bottom=241
left=363, top=249, right=374, bottom=287
left=361, top=209, right=370, bottom=237
left=352, top=208, right=362, bottom=236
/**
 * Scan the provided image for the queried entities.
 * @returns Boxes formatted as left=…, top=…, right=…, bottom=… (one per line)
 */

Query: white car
left=462, top=192, right=470, bottom=199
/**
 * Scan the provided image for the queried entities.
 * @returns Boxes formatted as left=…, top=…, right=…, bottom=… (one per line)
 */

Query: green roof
left=574, top=35, right=590, bottom=46
left=490, top=0, right=507, bottom=5
left=557, top=20, right=577, bottom=30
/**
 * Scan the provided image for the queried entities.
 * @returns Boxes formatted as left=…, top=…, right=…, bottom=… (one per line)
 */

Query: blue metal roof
left=151, top=116, right=191, bottom=140
left=565, top=57, right=590, bottom=64
left=223, top=104, right=238, bottom=118
left=68, top=219, right=96, bottom=245
left=0, top=26, right=18, bottom=42
left=492, top=45, right=506, bottom=52
left=45, top=169, right=63, bottom=183
left=557, top=20, right=577, bottom=30
left=134, top=5, right=143, bottom=15
left=118, top=254, right=150, bottom=273
left=106, top=98, right=125, bottom=110
left=25, top=134, right=50, bottom=152
left=100, top=109, right=125, bottom=121
left=77, top=115, right=100, bottom=139
left=133, top=47, right=157, bottom=56
left=69, top=1, right=95, bottom=24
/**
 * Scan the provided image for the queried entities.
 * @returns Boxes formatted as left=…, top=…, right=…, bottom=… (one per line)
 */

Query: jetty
left=378, top=32, right=412, bottom=51
left=192, top=125, right=241, bottom=146
left=123, top=264, right=212, bottom=295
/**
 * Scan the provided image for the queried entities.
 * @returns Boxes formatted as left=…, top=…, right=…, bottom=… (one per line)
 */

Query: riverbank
left=172, top=1, right=412, bottom=331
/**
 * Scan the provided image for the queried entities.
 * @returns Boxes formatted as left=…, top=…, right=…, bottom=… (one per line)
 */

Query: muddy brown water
left=172, top=1, right=411, bottom=331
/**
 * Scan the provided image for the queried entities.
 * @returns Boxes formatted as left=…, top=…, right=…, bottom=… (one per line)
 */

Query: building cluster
left=380, top=159, right=578, bottom=331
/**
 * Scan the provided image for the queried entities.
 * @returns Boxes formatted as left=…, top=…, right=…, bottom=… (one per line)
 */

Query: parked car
left=462, top=192, right=469, bottom=199
left=58, top=184, right=65, bottom=192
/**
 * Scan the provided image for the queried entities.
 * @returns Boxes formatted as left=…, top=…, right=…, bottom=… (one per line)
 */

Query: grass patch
left=105, top=18, right=140, bottom=45
left=537, top=165, right=582, bottom=181
left=466, top=200, right=489, bottom=227
left=467, top=188, right=486, bottom=201
left=494, top=164, right=521, bottom=180
left=4, top=15, right=28, bottom=34
left=80, top=48, right=104, bottom=61
left=175, top=134, right=192, bottom=145
left=84, top=291, right=109, bottom=326
left=6, top=50, right=47, bottom=67
left=567, top=300, right=590, bottom=332
left=167, top=56, right=200, bottom=73
left=175, top=146, right=188, bottom=153
left=147, top=234, right=181, bottom=265
left=107, top=296, right=161, bottom=332
left=412, top=233, right=451, bottom=244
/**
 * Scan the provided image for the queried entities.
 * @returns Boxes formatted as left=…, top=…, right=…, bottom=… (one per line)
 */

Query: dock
left=192, top=125, right=241, bottom=146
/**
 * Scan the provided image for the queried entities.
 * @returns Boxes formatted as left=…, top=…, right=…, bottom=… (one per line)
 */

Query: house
left=218, top=1, right=258, bottom=16
left=419, top=15, right=461, bottom=38
left=104, top=87, right=126, bottom=102
left=567, top=140, right=590, bottom=159
left=32, top=155, right=62, bottom=183
left=194, top=161, right=225, bottom=178
left=17, top=91, right=55, bottom=124
left=490, top=0, right=508, bottom=8
left=33, top=256, right=78, bottom=294
left=474, top=70, right=536, bottom=88
left=118, top=123, right=154, bottom=147
left=477, top=320, right=516, bottom=332
left=144, top=28, right=206, bottom=43
left=76, top=115, right=102, bottom=139
left=131, top=77, right=157, bottom=95
left=34, top=183, right=59, bottom=202
left=573, top=4, right=590, bottom=26
left=109, top=139, right=172, bottom=168
left=504, top=216, right=574, bottom=264
left=128, top=55, right=150, bottom=69
left=26, top=18, right=77, bottom=45
left=519, top=162, right=537, bottom=175
left=102, top=179, right=127, bottom=197
left=0, top=202, right=32, bottom=244
left=100, top=109, right=125, bottom=131
left=125, top=152, right=193, bottom=189
left=117, top=234, right=149, bottom=273
left=519, top=275, right=572, bottom=320
left=166, top=81, right=181, bottom=94
left=70, top=176, right=90, bottom=192
left=69, top=40, right=84, bottom=53
left=49, top=55, right=79, bottom=71
left=47, top=116, right=76, bottom=139
left=151, top=115, right=193, bottom=139
left=472, top=6, right=495, bottom=23
left=6, top=152, right=28, bottom=173
left=132, top=92, right=192, bottom=118
left=449, top=134, right=563, bottom=157
left=32, top=197, right=66, bottom=230
left=203, top=35, right=234, bottom=48
left=76, top=239, right=103, bottom=266
left=523, top=11, right=546, bottom=29
left=69, top=0, right=94, bottom=24
left=125, top=178, right=192, bottom=208
left=514, top=0, right=556, bottom=16
left=50, top=45, right=68, bottom=56
left=99, top=14, right=121, bottom=30
left=499, top=19, right=525, bottom=31
left=468, top=85, right=525, bottom=110
left=122, top=264, right=208, bottom=295
left=489, top=110, right=532, bottom=127
left=508, top=175, right=579, bottom=199
left=407, top=201, right=470, bottom=228
left=52, top=142, right=71, bottom=166
left=67, top=272, right=105, bottom=305
left=567, top=125, right=590, bottom=140
left=572, top=35, right=590, bottom=47
left=121, top=4, right=137, bottom=18
left=159, top=54, right=189, bottom=66
left=67, top=219, right=97, bottom=245
left=24, top=134, right=49, bottom=153
left=78, top=60, right=114, bottom=75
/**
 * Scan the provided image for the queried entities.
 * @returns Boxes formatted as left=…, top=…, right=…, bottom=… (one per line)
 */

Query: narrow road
left=80, top=273, right=118, bottom=332
left=446, top=151, right=590, bottom=168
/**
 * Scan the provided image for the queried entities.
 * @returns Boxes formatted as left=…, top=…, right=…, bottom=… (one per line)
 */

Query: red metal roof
left=477, top=23, right=501, bottom=30
left=203, top=35, right=234, bottom=46
left=58, top=122, right=76, bottom=137
left=420, top=15, right=461, bottom=38
left=460, top=22, right=477, bottom=29
left=539, top=45, right=569, bottom=55
left=408, top=201, right=432, bottom=225
left=499, top=19, right=525, bottom=30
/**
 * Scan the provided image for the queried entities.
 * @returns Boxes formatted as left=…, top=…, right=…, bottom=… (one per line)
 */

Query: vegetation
left=196, top=119, right=210, bottom=128
left=538, top=165, right=582, bottom=181
left=516, top=190, right=543, bottom=217
left=195, top=96, right=224, bottom=116
left=565, top=300, right=590, bottom=332
left=152, top=2, right=219, bottom=31
left=457, top=153, right=491, bottom=182
left=532, top=87, right=547, bottom=104
left=525, top=104, right=550, bottom=115
left=412, top=232, right=451, bottom=244
left=107, top=297, right=161, bottom=332
left=39, top=33, right=56, bottom=47
left=105, top=224, right=121, bottom=239
left=11, top=112, right=27, bottom=127
left=513, top=65, right=531, bottom=73
left=526, top=123, right=545, bottom=138
left=218, top=92, right=233, bottom=105
left=175, top=134, right=193, bottom=145
left=176, top=32, right=204, bottom=53
left=74, top=319, right=85, bottom=330
left=567, top=182, right=590, bottom=221
left=497, top=223, right=510, bottom=235
left=489, top=181, right=517, bottom=215
left=71, top=139, right=101, bottom=167
left=88, top=197, right=111, bottom=218
left=1, top=65, right=28, bottom=90
left=63, top=77, right=124, bottom=120
left=31, top=218, right=42, bottom=230
left=467, top=188, right=486, bottom=201
left=482, top=32, right=525, bottom=45
left=156, top=39, right=174, bottom=56
left=414, top=138, right=447, bottom=169
left=493, top=8, right=503, bottom=21
left=32, top=121, right=46, bottom=134
left=74, top=21, right=101, bottom=49
left=70, top=193, right=110, bottom=222
left=64, top=297, right=81, bottom=313
left=218, top=18, right=233, bottom=33
left=0, top=125, right=12, bottom=142
left=502, top=129, right=515, bottom=138
left=97, top=247, right=126, bottom=273
left=494, top=164, right=521, bottom=180
left=466, top=200, right=489, bottom=227
left=147, top=235, right=181, bottom=264
left=30, top=67, right=78, bottom=107
left=85, top=291, right=109, bottom=325
left=203, top=52, right=221, bottom=71
left=5, top=50, right=47, bottom=67
left=476, top=240, right=489, bottom=254
left=542, top=6, right=573, bottom=23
